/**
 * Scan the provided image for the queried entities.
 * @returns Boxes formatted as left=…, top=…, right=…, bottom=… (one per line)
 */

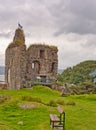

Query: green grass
left=0, top=85, right=96, bottom=130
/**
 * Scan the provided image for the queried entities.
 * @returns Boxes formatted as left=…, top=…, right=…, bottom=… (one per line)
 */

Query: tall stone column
left=5, top=28, right=26, bottom=90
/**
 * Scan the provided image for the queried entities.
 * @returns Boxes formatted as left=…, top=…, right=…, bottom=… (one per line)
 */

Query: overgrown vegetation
left=58, top=60, right=96, bottom=84
left=21, top=95, right=42, bottom=103
left=57, top=60, right=96, bottom=94
left=8, top=41, right=24, bottom=48
left=0, top=94, right=10, bottom=103
left=0, top=85, right=96, bottom=130
left=28, top=44, right=57, bottom=51
left=14, top=39, right=24, bottom=44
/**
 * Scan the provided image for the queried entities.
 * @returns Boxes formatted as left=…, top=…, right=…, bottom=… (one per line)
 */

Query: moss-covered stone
left=13, top=28, right=25, bottom=44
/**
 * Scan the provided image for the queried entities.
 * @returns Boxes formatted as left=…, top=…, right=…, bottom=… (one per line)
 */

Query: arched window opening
left=32, top=61, right=40, bottom=74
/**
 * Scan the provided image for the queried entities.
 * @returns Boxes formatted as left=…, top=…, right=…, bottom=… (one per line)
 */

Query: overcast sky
left=0, top=0, right=96, bottom=69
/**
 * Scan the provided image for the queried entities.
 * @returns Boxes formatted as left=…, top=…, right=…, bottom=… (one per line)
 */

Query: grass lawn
left=0, top=85, right=96, bottom=130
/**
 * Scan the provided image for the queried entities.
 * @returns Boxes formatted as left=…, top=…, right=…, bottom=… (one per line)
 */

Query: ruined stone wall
left=5, top=28, right=58, bottom=90
left=5, top=44, right=26, bottom=90
left=5, top=28, right=26, bottom=90
left=26, top=44, right=58, bottom=80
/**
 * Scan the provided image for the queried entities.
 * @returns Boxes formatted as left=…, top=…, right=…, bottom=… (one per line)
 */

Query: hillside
left=0, top=85, right=96, bottom=130
left=58, top=60, right=96, bottom=84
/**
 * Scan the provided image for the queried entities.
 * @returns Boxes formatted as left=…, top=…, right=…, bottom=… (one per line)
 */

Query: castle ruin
left=5, top=28, right=58, bottom=90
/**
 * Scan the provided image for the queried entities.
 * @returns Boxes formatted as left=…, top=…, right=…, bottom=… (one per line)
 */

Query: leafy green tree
left=58, top=60, right=96, bottom=85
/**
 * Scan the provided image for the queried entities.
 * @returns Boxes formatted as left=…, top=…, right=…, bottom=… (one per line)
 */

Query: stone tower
left=5, top=28, right=58, bottom=90
left=5, top=28, right=26, bottom=89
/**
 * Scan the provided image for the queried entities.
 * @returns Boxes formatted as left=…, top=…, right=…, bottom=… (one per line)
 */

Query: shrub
left=0, top=94, right=10, bottom=103
left=21, top=96, right=42, bottom=103
left=66, top=100, right=76, bottom=106
left=56, top=99, right=65, bottom=105
left=49, top=100, right=57, bottom=107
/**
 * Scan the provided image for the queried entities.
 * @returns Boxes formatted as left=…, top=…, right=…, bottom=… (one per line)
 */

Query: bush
left=21, top=96, right=42, bottom=103
left=0, top=94, right=10, bottom=103
left=56, top=99, right=65, bottom=105
left=49, top=100, right=57, bottom=107
left=66, top=100, right=76, bottom=106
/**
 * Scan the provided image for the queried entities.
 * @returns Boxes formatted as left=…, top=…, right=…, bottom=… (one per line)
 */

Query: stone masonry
left=5, top=28, right=58, bottom=90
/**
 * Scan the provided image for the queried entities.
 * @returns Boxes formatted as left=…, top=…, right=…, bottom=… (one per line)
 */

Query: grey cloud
left=70, top=0, right=96, bottom=20
left=0, top=0, right=96, bottom=69
left=47, top=0, right=96, bottom=36
left=1, top=0, right=96, bottom=36
left=0, top=0, right=54, bottom=32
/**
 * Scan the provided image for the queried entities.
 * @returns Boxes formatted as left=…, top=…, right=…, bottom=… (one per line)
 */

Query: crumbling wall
left=26, top=44, right=58, bottom=80
left=5, top=28, right=58, bottom=90
left=5, top=28, right=26, bottom=89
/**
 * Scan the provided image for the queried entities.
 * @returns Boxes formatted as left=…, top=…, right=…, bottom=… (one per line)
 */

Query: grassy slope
left=0, top=86, right=96, bottom=130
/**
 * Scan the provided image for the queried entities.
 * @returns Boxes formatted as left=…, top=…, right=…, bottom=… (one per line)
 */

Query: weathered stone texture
left=5, top=44, right=26, bottom=90
left=5, top=28, right=26, bottom=90
left=26, top=45, right=58, bottom=80
left=5, top=28, right=58, bottom=90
